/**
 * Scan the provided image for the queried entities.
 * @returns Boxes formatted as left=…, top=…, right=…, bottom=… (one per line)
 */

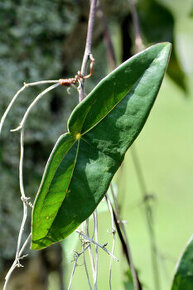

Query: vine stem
left=0, top=80, right=59, bottom=135
left=79, top=0, right=97, bottom=102
left=127, top=1, right=161, bottom=287
left=67, top=244, right=90, bottom=290
left=81, top=223, right=92, bottom=290
left=11, top=83, right=60, bottom=132
left=110, top=185, right=142, bottom=290
left=76, top=230, right=118, bottom=262
left=131, top=146, right=161, bottom=290
left=3, top=234, right=32, bottom=290
left=15, top=127, right=29, bottom=261
left=86, top=219, right=96, bottom=280
left=96, top=1, right=116, bottom=71
left=93, top=211, right=99, bottom=290
left=128, top=0, right=144, bottom=53
left=76, top=1, right=98, bottom=288
left=105, top=194, right=116, bottom=290
left=2, top=83, right=60, bottom=290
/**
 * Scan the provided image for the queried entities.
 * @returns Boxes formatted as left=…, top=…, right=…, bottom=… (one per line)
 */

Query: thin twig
left=0, top=80, right=59, bottom=135
left=131, top=146, right=161, bottom=290
left=110, top=185, right=142, bottom=290
left=76, top=2, right=98, bottom=287
left=3, top=234, right=32, bottom=290
left=127, top=2, right=161, bottom=288
left=11, top=83, right=60, bottom=132
left=128, top=0, right=144, bottom=53
left=3, top=83, right=60, bottom=290
left=81, top=223, right=92, bottom=290
left=105, top=194, right=116, bottom=290
left=3, top=128, right=31, bottom=290
left=76, top=230, right=118, bottom=262
left=15, top=128, right=29, bottom=261
left=68, top=245, right=90, bottom=290
left=13, top=84, right=60, bottom=255
left=96, top=2, right=116, bottom=71
left=86, top=219, right=96, bottom=282
left=79, top=0, right=97, bottom=102
left=82, top=247, right=92, bottom=290
left=93, top=211, right=98, bottom=290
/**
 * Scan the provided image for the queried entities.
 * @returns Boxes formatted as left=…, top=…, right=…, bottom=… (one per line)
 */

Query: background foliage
left=0, top=0, right=193, bottom=289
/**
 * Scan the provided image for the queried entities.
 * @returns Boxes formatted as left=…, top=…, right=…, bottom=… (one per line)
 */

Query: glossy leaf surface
left=32, top=42, right=171, bottom=250
left=171, top=235, right=193, bottom=290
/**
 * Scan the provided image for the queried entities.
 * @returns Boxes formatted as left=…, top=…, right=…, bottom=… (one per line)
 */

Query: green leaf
left=31, top=42, right=171, bottom=250
left=171, top=235, right=193, bottom=290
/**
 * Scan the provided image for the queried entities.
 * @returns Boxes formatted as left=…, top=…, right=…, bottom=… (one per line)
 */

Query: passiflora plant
left=31, top=42, right=171, bottom=250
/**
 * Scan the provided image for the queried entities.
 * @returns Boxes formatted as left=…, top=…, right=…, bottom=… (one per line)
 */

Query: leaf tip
left=161, top=41, right=172, bottom=53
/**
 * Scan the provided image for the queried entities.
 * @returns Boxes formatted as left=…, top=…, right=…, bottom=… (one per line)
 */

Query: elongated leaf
left=31, top=42, right=171, bottom=250
left=171, top=235, right=193, bottom=290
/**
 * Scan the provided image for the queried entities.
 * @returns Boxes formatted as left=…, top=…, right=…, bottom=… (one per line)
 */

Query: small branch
left=96, top=2, right=116, bottom=70
left=110, top=185, right=142, bottom=290
left=82, top=247, right=92, bottom=290
left=15, top=128, right=29, bottom=259
left=131, top=146, right=161, bottom=290
left=12, top=83, right=60, bottom=131
left=128, top=0, right=144, bottom=53
left=3, top=127, right=31, bottom=290
left=0, top=80, right=60, bottom=135
left=105, top=194, right=116, bottom=290
left=75, top=3, right=97, bottom=284
left=14, top=83, right=60, bottom=253
left=127, top=2, right=160, bottom=288
left=3, top=83, right=60, bottom=290
left=81, top=223, right=92, bottom=290
left=76, top=230, right=118, bottom=262
left=79, top=0, right=97, bottom=102
left=93, top=211, right=98, bottom=290
left=68, top=245, right=90, bottom=290
left=86, top=219, right=96, bottom=281
left=3, top=234, right=32, bottom=290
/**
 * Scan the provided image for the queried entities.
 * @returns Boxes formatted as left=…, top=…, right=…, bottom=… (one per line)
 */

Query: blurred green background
left=0, top=0, right=193, bottom=289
